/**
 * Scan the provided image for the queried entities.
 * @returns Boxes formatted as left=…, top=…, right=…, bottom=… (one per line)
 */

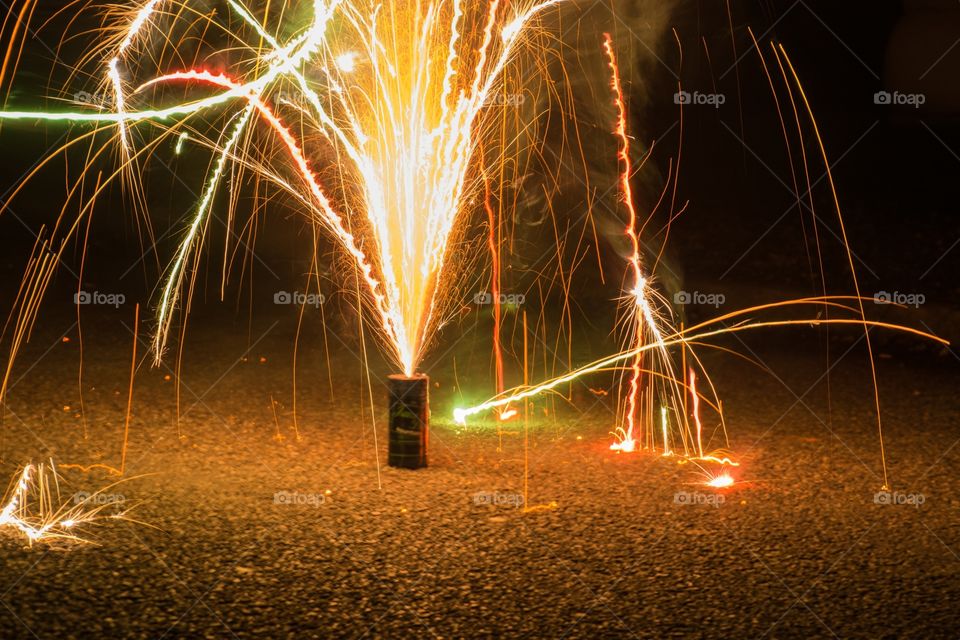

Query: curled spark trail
left=0, top=0, right=569, bottom=377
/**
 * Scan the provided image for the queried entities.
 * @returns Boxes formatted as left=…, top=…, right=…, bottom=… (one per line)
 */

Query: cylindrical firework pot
left=387, top=374, right=429, bottom=469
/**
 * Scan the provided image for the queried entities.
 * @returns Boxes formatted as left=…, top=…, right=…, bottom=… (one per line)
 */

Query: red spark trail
left=603, top=33, right=645, bottom=451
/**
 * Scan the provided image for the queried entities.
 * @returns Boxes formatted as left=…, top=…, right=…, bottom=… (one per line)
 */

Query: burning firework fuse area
left=0, top=0, right=958, bottom=637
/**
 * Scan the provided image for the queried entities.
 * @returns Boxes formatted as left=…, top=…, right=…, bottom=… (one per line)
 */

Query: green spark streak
left=0, top=92, right=245, bottom=124
left=454, top=344, right=655, bottom=424
left=153, top=104, right=256, bottom=360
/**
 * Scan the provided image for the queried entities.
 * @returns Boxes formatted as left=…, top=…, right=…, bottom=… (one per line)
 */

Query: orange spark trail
left=689, top=368, right=704, bottom=459
left=482, top=154, right=507, bottom=413
left=604, top=33, right=645, bottom=451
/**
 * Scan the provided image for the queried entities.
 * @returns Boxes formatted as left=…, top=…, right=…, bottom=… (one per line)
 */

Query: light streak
left=224, top=1, right=559, bottom=373
left=661, top=405, right=670, bottom=455
left=482, top=148, right=509, bottom=419
left=777, top=44, right=891, bottom=489
left=106, top=0, right=166, bottom=152
left=174, top=132, right=188, bottom=154
left=604, top=33, right=645, bottom=453
left=135, top=68, right=398, bottom=361
left=701, top=455, right=739, bottom=466
left=689, top=368, right=703, bottom=459
left=152, top=102, right=258, bottom=359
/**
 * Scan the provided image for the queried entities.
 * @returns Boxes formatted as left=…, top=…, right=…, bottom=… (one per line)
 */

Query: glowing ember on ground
left=610, top=439, right=636, bottom=453
left=706, top=473, right=735, bottom=489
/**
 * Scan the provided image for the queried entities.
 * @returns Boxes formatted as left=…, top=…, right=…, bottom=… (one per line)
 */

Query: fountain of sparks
left=0, top=462, right=129, bottom=546
left=0, top=0, right=566, bottom=377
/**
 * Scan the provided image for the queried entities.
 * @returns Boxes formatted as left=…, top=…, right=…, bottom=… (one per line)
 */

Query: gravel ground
left=0, top=310, right=958, bottom=639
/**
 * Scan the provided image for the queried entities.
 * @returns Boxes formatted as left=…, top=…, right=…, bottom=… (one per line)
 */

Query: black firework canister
left=387, top=374, right=429, bottom=469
